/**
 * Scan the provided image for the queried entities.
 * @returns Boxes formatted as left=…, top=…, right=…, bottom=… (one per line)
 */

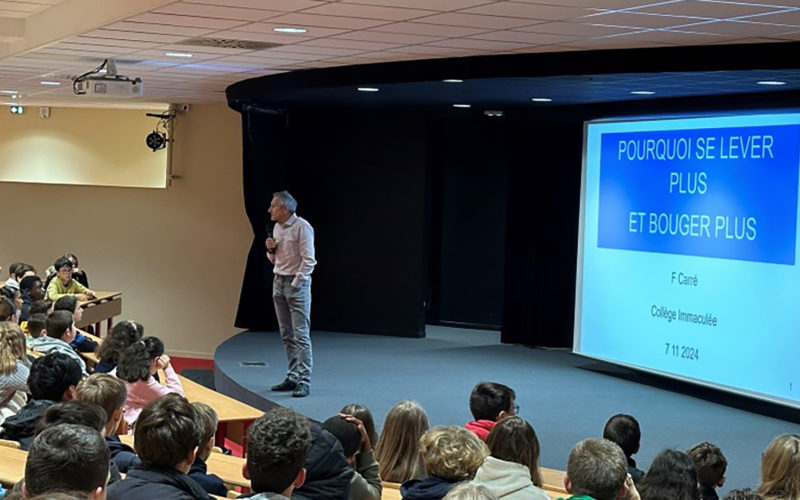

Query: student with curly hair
left=94, top=320, right=143, bottom=374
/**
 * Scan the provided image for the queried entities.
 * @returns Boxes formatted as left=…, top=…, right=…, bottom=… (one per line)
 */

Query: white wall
left=0, top=103, right=253, bottom=357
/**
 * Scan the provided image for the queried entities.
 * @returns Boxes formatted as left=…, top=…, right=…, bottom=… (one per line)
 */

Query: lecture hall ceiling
left=0, top=0, right=799, bottom=107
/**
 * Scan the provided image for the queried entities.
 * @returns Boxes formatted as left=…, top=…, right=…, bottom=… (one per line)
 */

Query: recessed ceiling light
left=165, top=52, right=193, bottom=58
left=274, top=27, right=307, bottom=34
left=453, top=104, right=471, bottom=108
left=443, top=79, right=463, bottom=83
left=1, top=90, right=18, bottom=94
left=10, top=94, right=18, bottom=99
left=357, top=87, right=379, bottom=92
left=630, top=90, right=655, bottom=95
left=531, top=98, right=552, bottom=102
left=40, top=81, right=61, bottom=86
left=757, top=80, right=786, bottom=86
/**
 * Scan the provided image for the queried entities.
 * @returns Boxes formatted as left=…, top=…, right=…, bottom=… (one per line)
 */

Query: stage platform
left=214, top=326, right=800, bottom=495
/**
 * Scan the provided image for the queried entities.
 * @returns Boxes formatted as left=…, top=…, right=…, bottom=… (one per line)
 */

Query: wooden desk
left=180, top=375, right=263, bottom=448
left=0, top=446, right=27, bottom=487
left=541, top=467, right=567, bottom=493
left=78, top=291, right=122, bottom=336
left=77, top=329, right=101, bottom=367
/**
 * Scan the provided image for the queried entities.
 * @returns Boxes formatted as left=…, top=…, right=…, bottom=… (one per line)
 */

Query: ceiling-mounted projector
left=73, top=58, right=143, bottom=98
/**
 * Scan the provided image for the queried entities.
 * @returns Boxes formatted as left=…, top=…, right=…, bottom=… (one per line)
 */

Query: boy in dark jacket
left=189, top=402, right=228, bottom=496
left=106, top=393, right=211, bottom=500
left=0, top=352, right=81, bottom=449
left=293, top=423, right=354, bottom=500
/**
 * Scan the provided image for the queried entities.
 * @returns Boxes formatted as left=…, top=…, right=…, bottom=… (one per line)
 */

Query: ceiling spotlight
left=358, top=87, right=379, bottom=92
left=484, top=110, right=503, bottom=117
left=146, top=130, right=167, bottom=152
left=531, top=97, right=552, bottom=102
left=165, top=52, right=193, bottom=58
left=630, top=90, right=655, bottom=95
left=453, top=104, right=471, bottom=108
left=757, top=80, right=786, bottom=86
left=40, top=81, right=61, bottom=86
left=1, top=90, right=18, bottom=94
left=274, top=27, right=308, bottom=33
left=443, top=79, right=463, bottom=83
left=9, top=105, right=23, bottom=115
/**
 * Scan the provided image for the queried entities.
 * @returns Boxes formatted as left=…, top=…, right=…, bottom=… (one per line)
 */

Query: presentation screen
left=575, top=111, right=800, bottom=408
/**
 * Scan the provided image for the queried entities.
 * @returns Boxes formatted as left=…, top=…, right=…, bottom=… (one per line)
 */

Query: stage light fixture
left=146, top=130, right=167, bottom=151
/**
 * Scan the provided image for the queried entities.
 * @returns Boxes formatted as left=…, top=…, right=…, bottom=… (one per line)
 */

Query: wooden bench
left=78, top=291, right=122, bottom=336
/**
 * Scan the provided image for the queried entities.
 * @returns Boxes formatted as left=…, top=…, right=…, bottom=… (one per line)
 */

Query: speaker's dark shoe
left=292, top=383, right=310, bottom=398
left=271, top=379, right=297, bottom=391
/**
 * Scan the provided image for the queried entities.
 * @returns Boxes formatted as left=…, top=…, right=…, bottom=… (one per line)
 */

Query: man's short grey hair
left=566, top=438, right=627, bottom=500
left=273, top=191, right=297, bottom=213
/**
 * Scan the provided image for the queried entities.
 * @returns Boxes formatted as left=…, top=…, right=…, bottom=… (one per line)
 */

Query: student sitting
left=106, top=393, right=211, bottom=500
left=245, top=407, right=311, bottom=500
left=53, top=296, right=98, bottom=353
left=45, top=253, right=89, bottom=291
left=22, top=424, right=110, bottom=500
left=558, top=438, right=638, bottom=500
left=46, top=256, right=95, bottom=302
left=114, top=336, right=184, bottom=427
left=637, top=449, right=698, bottom=500
left=94, top=320, right=143, bottom=374
left=466, top=382, right=517, bottom=441
left=375, top=400, right=429, bottom=483
left=342, top=403, right=378, bottom=452
left=687, top=442, right=727, bottom=500
left=758, top=434, right=800, bottom=500
left=0, top=322, right=31, bottom=424
left=18, top=275, right=45, bottom=322
left=29, top=310, right=88, bottom=377
left=444, top=483, right=498, bottom=500
left=322, top=413, right=382, bottom=500
left=1, top=288, right=22, bottom=323
left=24, top=313, right=48, bottom=343
left=401, top=426, right=489, bottom=500
left=4, top=262, right=35, bottom=291
left=472, top=416, right=548, bottom=500
left=189, top=402, right=228, bottom=496
left=75, top=373, right=141, bottom=473
left=0, top=353, right=82, bottom=449
left=603, top=414, right=646, bottom=484
left=293, top=422, right=354, bottom=500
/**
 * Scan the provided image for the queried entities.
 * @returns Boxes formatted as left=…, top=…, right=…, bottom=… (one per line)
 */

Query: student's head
left=65, top=254, right=80, bottom=269
left=1, top=286, right=22, bottom=313
left=116, top=336, right=164, bottom=382
left=375, top=400, right=430, bottom=483
left=20, top=275, right=45, bottom=302
left=28, top=353, right=82, bottom=401
left=469, top=382, right=516, bottom=421
left=420, top=426, right=488, bottom=481
left=8, top=262, right=21, bottom=280
left=74, top=374, right=127, bottom=436
left=246, top=408, right=311, bottom=495
left=722, top=489, right=762, bottom=500
left=95, top=320, right=143, bottom=365
left=486, top=416, right=543, bottom=487
left=565, top=438, right=629, bottom=500
left=54, top=296, right=81, bottom=323
left=35, top=401, right=108, bottom=437
left=638, top=449, right=699, bottom=500
left=443, top=483, right=498, bottom=500
left=0, top=297, right=15, bottom=321
left=134, top=393, right=201, bottom=472
left=687, top=442, right=727, bottom=489
left=192, top=402, right=218, bottom=461
left=603, top=414, right=641, bottom=458
left=53, top=257, right=74, bottom=284
left=341, top=403, right=377, bottom=448
left=322, top=415, right=361, bottom=464
left=27, top=313, right=48, bottom=338
left=24, top=424, right=109, bottom=500
left=9, top=262, right=35, bottom=281
left=0, top=321, right=26, bottom=375
left=46, top=310, right=76, bottom=343
left=30, top=299, right=53, bottom=316
left=759, top=434, right=800, bottom=500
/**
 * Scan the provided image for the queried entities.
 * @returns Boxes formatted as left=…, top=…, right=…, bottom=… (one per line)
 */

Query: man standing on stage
left=266, top=190, right=317, bottom=398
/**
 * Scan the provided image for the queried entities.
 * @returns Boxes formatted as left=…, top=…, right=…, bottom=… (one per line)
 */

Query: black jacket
left=189, top=455, right=228, bottom=496
left=107, top=435, right=141, bottom=473
left=400, top=477, right=457, bottom=500
left=0, top=399, right=55, bottom=449
left=106, top=466, right=211, bottom=500
left=293, top=424, right=353, bottom=500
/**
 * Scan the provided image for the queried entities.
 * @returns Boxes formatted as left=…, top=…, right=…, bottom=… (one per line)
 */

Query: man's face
left=268, top=196, right=289, bottom=223
left=29, top=280, right=45, bottom=301
left=57, top=266, right=73, bottom=285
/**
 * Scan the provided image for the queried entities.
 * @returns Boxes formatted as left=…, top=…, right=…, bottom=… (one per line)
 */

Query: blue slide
left=575, top=112, right=800, bottom=408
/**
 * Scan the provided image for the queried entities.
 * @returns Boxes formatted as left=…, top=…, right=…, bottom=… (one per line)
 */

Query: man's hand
left=266, top=237, right=277, bottom=252
left=340, top=413, right=371, bottom=452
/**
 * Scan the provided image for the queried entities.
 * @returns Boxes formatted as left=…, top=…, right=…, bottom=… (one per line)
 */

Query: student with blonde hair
left=401, top=426, right=489, bottom=500
left=758, top=434, right=800, bottom=500
left=376, top=400, right=429, bottom=483
left=472, top=416, right=548, bottom=500
left=0, top=322, right=30, bottom=423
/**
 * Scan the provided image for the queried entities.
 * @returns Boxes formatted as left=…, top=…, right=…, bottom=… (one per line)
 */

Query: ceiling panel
left=301, top=3, right=436, bottom=21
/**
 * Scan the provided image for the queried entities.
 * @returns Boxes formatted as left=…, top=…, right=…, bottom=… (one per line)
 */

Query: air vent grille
left=178, top=37, right=281, bottom=50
